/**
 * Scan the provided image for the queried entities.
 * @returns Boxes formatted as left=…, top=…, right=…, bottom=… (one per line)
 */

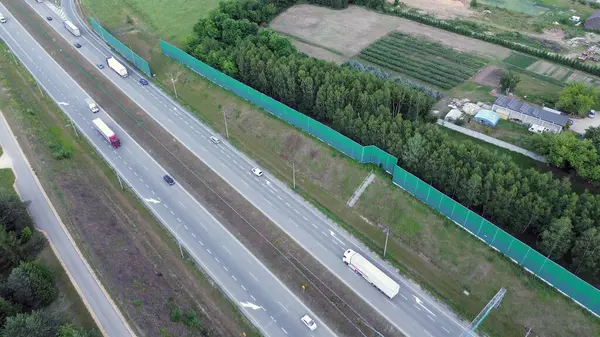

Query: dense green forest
left=0, top=188, right=97, bottom=337
left=186, top=0, right=600, bottom=283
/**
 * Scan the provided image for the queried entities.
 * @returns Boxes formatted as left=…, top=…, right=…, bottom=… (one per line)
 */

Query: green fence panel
left=478, top=219, right=497, bottom=245
left=161, top=40, right=600, bottom=317
left=89, top=18, right=151, bottom=76
left=362, top=146, right=398, bottom=174
left=492, top=230, right=515, bottom=256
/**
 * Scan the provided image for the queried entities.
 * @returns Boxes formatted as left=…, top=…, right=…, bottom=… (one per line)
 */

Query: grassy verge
left=0, top=34, right=259, bottom=336
left=78, top=2, right=600, bottom=336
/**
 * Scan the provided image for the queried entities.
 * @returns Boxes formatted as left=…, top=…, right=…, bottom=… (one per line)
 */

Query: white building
left=492, top=96, right=569, bottom=133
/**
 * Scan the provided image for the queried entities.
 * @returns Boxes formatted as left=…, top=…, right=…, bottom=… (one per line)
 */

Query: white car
left=251, top=167, right=263, bottom=177
left=209, top=136, right=221, bottom=144
left=301, top=315, right=317, bottom=331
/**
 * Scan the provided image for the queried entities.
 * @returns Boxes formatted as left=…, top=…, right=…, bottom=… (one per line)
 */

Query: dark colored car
left=139, top=78, right=149, bottom=85
left=163, top=175, right=175, bottom=186
left=74, top=43, right=82, bottom=48
left=46, top=16, right=53, bottom=21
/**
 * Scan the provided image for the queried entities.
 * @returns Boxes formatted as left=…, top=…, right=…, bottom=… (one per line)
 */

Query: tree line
left=187, top=0, right=600, bottom=282
left=0, top=188, right=96, bottom=337
left=381, top=6, right=600, bottom=78
left=531, top=82, right=600, bottom=181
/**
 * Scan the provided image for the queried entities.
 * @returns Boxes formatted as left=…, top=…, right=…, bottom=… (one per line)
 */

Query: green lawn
left=503, top=52, right=538, bottom=69
left=83, top=0, right=220, bottom=45
left=0, top=168, right=15, bottom=191
left=438, top=126, right=539, bottom=169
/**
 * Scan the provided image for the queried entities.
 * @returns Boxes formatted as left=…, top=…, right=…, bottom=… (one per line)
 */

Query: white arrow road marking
left=329, top=230, right=345, bottom=246
left=144, top=198, right=161, bottom=204
left=414, top=296, right=436, bottom=317
left=240, top=301, right=263, bottom=311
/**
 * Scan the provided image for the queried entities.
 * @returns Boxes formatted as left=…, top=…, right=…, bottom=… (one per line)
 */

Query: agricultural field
left=270, top=5, right=511, bottom=59
left=526, top=60, right=600, bottom=86
left=502, top=52, right=538, bottom=69
left=400, top=0, right=596, bottom=42
left=359, top=32, right=488, bottom=89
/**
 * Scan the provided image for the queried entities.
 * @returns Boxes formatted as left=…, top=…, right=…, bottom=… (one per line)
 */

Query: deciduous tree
left=1, top=310, right=60, bottom=337
left=4, top=262, right=57, bottom=310
left=499, top=70, right=520, bottom=94
left=558, top=82, right=598, bottom=116
left=538, top=217, right=574, bottom=260
left=571, top=227, right=600, bottom=275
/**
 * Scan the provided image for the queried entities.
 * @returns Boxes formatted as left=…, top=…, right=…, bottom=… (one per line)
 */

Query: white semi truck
left=343, top=249, right=400, bottom=299
left=85, top=99, right=99, bottom=113
left=106, top=57, right=128, bottom=77
left=63, top=20, right=81, bottom=37
left=92, top=118, right=121, bottom=148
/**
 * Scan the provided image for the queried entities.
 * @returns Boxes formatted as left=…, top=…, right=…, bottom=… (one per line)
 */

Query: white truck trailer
left=85, top=99, right=99, bottom=113
left=92, top=118, right=121, bottom=148
left=343, top=249, right=400, bottom=299
left=63, top=20, right=81, bottom=37
left=106, top=57, right=128, bottom=77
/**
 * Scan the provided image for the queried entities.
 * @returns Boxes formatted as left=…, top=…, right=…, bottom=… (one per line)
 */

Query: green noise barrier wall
left=89, top=18, right=151, bottom=77
left=161, top=39, right=600, bottom=317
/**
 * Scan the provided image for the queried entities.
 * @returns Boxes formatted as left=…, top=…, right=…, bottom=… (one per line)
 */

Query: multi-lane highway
left=0, top=4, right=336, bottom=336
left=0, top=108, right=134, bottom=337
left=37, top=0, right=473, bottom=336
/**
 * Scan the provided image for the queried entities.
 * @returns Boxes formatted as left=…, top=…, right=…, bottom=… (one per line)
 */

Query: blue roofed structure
left=473, top=109, right=500, bottom=127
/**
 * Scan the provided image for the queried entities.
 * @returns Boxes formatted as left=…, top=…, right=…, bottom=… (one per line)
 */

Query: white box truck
left=106, top=57, right=128, bottom=77
left=63, top=20, right=81, bottom=37
left=92, top=118, right=121, bottom=148
left=343, top=249, right=400, bottom=299
left=85, top=99, right=99, bottom=113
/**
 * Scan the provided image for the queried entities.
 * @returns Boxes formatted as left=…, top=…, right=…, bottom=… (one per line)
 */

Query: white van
left=0, top=14, right=6, bottom=24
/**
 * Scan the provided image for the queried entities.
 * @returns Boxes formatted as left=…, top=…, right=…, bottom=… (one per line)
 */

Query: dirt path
left=271, top=5, right=511, bottom=59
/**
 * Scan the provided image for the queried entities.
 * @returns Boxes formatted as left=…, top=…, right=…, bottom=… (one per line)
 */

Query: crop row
left=372, top=40, right=478, bottom=77
left=359, top=50, right=459, bottom=89
left=359, top=53, right=455, bottom=89
left=366, top=43, right=471, bottom=81
left=387, top=32, right=487, bottom=67
left=383, top=34, right=486, bottom=68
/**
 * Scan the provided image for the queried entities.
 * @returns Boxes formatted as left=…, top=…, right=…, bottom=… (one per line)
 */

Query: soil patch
left=473, top=66, right=503, bottom=88
left=291, top=39, right=347, bottom=64
left=270, top=5, right=511, bottom=59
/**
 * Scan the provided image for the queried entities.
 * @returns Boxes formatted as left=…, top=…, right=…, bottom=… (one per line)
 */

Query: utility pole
left=292, top=161, right=296, bottom=190
left=171, top=74, right=178, bottom=99
left=383, top=226, right=389, bottom=258
left=67, top=121, right=79, bottom=138
left=223, top=110, right=229, bottom=138
left=127, top=43, right=136, bottom=67
left=525, top=327, right=533, bottom=337
left=116, top=172, right=124, bottom=190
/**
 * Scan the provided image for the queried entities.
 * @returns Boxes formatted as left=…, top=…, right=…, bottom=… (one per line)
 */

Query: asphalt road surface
left=0, top=112, right=134, bottom=337
left=48, top=0, right=474, bottom=336
left=0, top=4, right=336, bottom=337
